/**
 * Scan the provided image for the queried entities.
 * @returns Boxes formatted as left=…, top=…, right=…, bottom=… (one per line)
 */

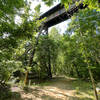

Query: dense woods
left=0, top=0, right=100, bottom=100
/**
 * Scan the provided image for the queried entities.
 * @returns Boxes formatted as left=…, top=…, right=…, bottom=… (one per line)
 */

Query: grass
left=70, top=79, right=94, bottom=100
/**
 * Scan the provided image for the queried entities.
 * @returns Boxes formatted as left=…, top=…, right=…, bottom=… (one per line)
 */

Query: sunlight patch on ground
left=75, top=91, right=94, bottom=100
left=10, top=77, right=95, bottom=100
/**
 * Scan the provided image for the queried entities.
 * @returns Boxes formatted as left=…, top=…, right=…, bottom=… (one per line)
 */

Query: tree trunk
left=48, top=48, right=52, bottom=78
left=24, top=25, right=44, bottom=86
left=73, top=63, right=81, bottom=78
left=46, top=27, right=52, bottom=79
left=88, top=68, right=98, bottom=100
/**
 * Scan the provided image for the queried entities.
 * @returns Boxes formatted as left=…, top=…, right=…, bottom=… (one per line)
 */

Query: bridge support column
left=45, top=27, right=52, bottom=79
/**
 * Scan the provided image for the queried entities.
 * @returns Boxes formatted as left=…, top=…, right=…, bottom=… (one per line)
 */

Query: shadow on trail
left=0, top=84, right=22, bottom=100
left=22, top=86, right=92, bottom=100
left=6, top=76, right=94, bottom=100
left=19, top=76, right=93, bottom=100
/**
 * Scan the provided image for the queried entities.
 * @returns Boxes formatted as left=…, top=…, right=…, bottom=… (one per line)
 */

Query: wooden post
left=24, top=70, right=28, bottom=85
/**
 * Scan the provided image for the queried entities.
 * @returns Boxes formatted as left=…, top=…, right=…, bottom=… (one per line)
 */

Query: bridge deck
left=39, top=3, right=87, bottom=28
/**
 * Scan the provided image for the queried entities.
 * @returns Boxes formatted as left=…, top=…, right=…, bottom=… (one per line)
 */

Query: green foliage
left=42, top=0, right=55, bottom=6
left=0, top=0, right=100, bottom=89
left=0, top=0, right=41, bottom=83
left=66, top=8, right=100, bottom=80
left=0, top=0, right=24, bottom=83
left=34, top=4, right=41, bottom=13
left=42, top=0, right=100, bottom=10
left=34, top=34, right=58, bottom=78
left=0, top=60, right=22, bottom=83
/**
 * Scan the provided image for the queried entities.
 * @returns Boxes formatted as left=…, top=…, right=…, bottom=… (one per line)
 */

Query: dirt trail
left=11, top=76, right=94, bottom=100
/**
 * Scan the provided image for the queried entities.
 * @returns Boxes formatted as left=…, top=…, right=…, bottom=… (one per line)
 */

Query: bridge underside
left=40, top=3, right=87, bottom=28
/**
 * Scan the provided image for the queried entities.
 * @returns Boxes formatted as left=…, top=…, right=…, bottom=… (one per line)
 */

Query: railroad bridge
left=39, top=2, right=87, bottom=29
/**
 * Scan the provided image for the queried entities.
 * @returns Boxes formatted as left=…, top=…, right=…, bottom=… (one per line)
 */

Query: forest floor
left=9, top=76, right=99, bottom=100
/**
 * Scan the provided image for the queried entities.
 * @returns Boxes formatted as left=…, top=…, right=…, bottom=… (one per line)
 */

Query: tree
left=0, top=0, right=26, bottom=85
left=0, top=0, right=43, bottom=85
left=67, top=8, right=100, bottom=100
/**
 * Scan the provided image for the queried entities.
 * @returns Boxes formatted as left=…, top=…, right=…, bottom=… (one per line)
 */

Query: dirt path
left=11, top=76, right=94, bottom=100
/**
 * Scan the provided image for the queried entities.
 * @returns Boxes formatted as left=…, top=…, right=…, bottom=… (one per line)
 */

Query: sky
left=29, top=0, right=71, bottom=34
